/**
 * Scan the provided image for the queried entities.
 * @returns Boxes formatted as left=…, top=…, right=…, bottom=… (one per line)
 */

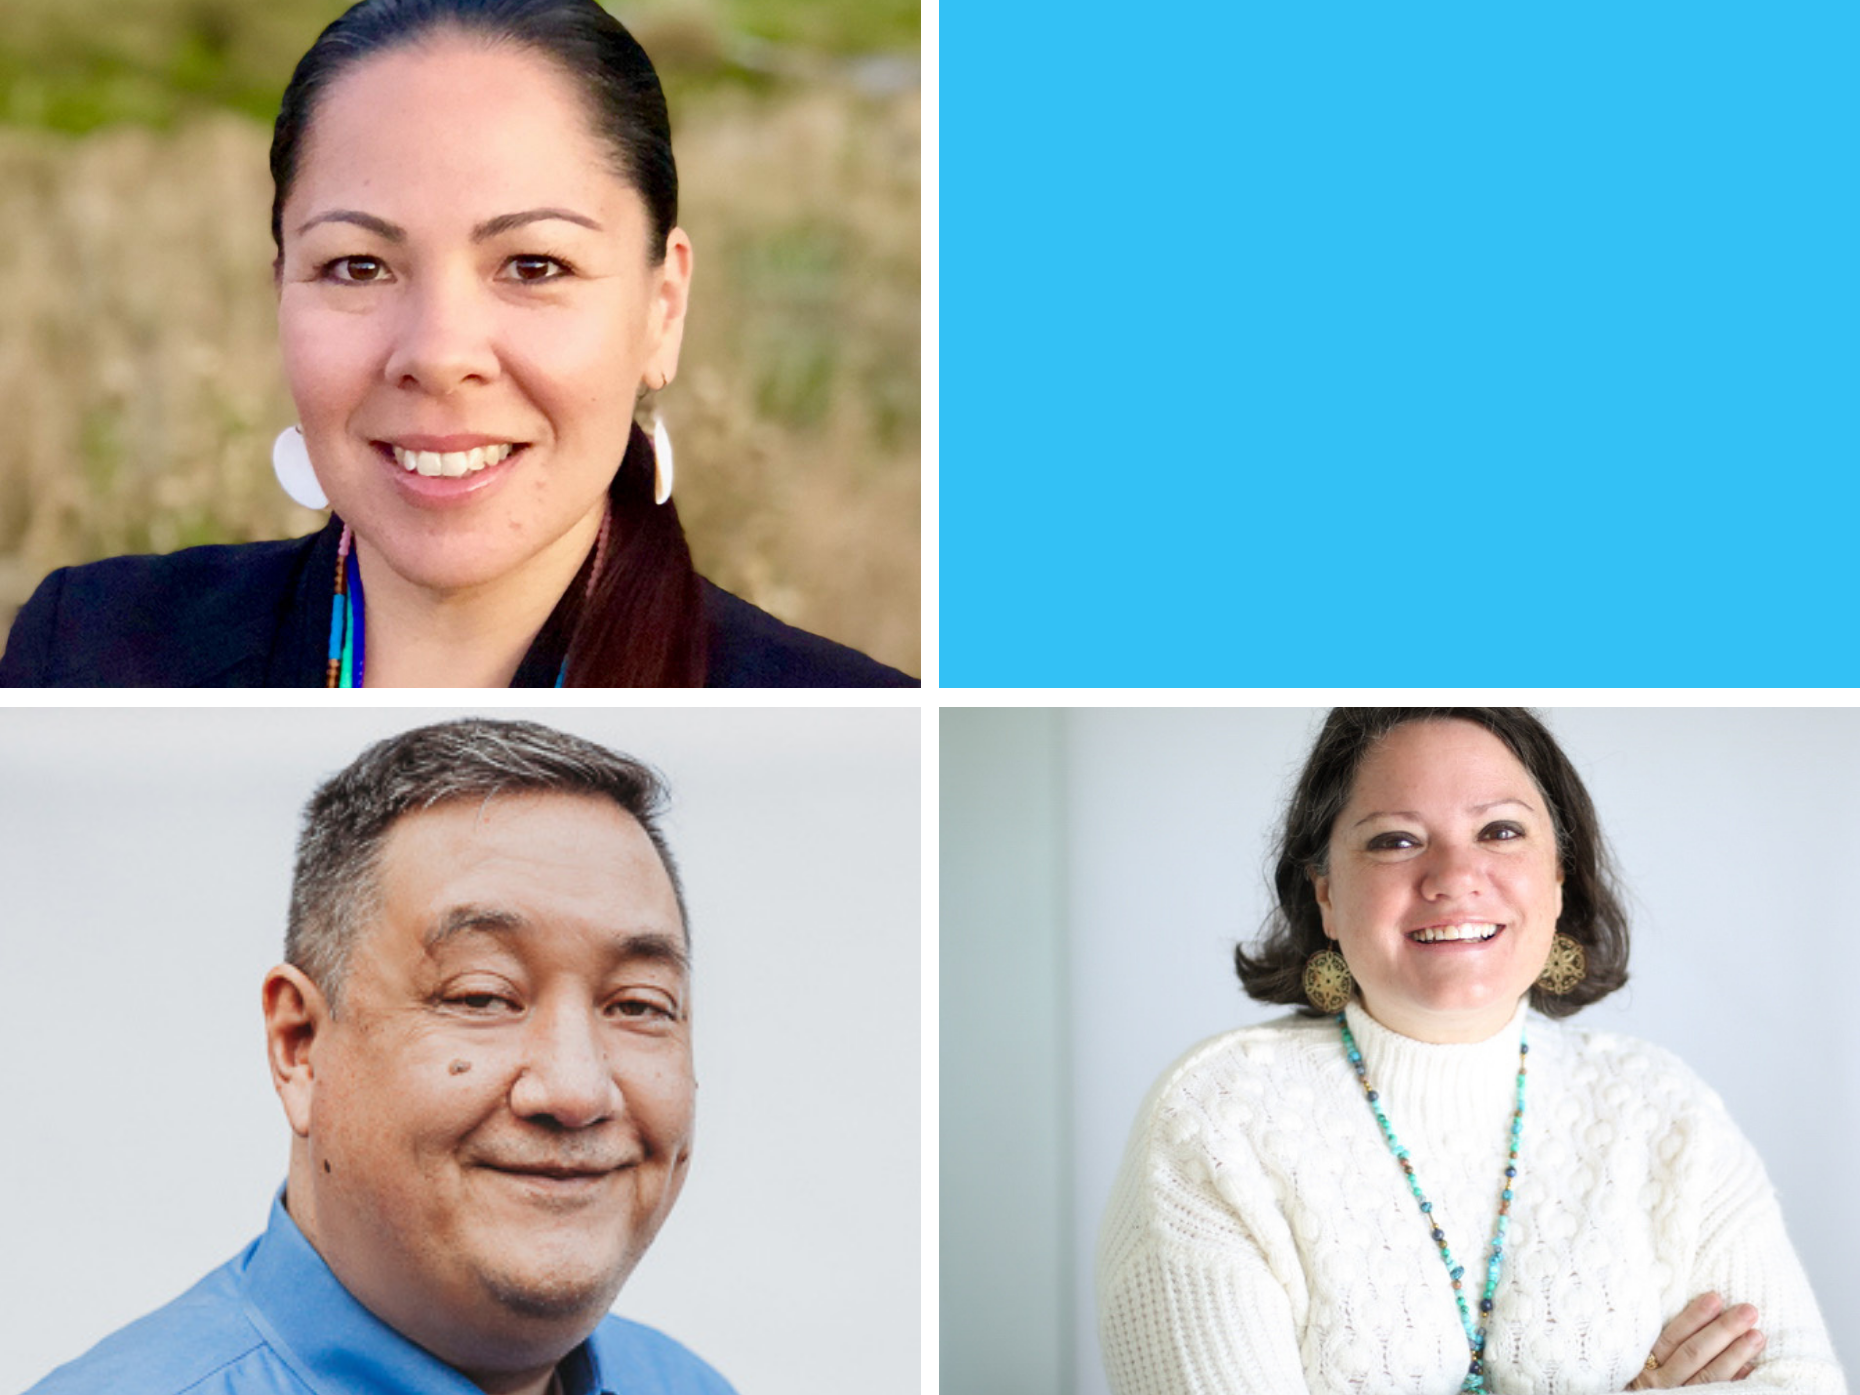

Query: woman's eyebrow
left=293, top=208, right=604, bottom=241
left=1350, top=798, right=1537, bottom=828
left=471, top=207, right=603, bottom=239
left=296, top=209, right=405, bottom=240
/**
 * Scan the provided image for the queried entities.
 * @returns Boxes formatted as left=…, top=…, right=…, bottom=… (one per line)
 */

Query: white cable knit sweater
left=1098, top=1001, right=1844, bottom=1394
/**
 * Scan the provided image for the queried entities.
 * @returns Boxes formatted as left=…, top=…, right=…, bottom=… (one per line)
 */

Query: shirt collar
left=239, top=1190, right=613, bottom=1395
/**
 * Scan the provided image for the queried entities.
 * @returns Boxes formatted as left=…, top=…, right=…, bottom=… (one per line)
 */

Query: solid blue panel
left=942, top=4, right=1860, bottom=686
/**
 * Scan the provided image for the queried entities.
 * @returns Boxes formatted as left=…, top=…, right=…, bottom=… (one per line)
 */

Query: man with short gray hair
left=31, top=718, right=736, bottom=1395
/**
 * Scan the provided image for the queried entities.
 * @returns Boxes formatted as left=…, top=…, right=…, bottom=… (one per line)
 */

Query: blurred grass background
left=0, top=0, right=920, bottom=677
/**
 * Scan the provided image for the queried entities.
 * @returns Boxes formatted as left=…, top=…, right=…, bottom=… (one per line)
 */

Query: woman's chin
left=1364, top=979, right=1532, bottom=1040
left=355, top=529, right=534, bottom=597
left=1413, top=977, right=1521, bottom=1013
left=331, top=477, right=609, bottom=600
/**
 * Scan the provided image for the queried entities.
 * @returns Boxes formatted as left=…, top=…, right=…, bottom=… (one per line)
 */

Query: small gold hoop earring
left=1303, top=947, right=1354, bottom=1013
left=1537, top=932, right=1586, bottom=995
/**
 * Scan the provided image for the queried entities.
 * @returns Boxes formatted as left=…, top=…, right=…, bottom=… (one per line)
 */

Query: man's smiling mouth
left=477, top=1150, right=639, bottom=1181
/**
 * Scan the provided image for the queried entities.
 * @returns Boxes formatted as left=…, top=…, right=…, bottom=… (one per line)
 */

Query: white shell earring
left=271, top=425, right=328, bottom=509
left=651, top=412, right=674, bottom=505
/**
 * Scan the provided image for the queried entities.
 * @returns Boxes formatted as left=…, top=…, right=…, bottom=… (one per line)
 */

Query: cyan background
left=941, top=6, right=1859, bottom=685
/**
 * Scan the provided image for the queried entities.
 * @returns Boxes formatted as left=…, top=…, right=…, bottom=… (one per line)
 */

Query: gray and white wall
left=1, top=707, right=920, bottom=1395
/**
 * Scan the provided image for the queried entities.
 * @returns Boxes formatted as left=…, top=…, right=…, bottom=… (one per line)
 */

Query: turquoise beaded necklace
left=1338, top=1013, right=1527, bottom=1395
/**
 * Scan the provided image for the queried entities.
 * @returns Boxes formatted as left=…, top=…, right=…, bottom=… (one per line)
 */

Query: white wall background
left=0, top=706, right=919, bottom=1395
left=943, top=706, right=1859, bottom=1393
left=941, top=709, right=1072, bottom=1395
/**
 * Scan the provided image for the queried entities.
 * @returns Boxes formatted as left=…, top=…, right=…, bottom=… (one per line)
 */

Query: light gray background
left=0, top=706, right=919, bottom=1395
left=942, top=707, right=1859, bottom=1394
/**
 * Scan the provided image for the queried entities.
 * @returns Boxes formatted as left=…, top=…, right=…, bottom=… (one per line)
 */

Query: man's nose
left=507, top=1006, right=620, bottom=1130
left=382, top=272, right=500, bottom=396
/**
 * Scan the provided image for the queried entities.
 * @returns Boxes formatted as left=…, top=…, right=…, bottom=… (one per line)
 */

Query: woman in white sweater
left=1097, top=709, right=1844, bottom=1395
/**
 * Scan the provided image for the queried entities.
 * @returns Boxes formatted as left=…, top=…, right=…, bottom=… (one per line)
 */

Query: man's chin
left=478, top=1256, right=629, bottom=1326
left=420, top=1276, right=616, bottom=1386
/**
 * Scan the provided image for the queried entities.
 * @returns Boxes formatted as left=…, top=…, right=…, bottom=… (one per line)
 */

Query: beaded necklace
left=325, top=508, right=611, bottom=689
left=1338, top=1012, right=1527, bottom=1395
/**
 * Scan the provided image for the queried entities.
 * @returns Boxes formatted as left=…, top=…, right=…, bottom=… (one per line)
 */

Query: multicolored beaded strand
left=1338, top=1014, right=1527, bottom=1395
left=325, top=523, right=353, bottom=688
left=325, top=505, right=612, bottom=689
left=342, top=543, right=365, bottom=685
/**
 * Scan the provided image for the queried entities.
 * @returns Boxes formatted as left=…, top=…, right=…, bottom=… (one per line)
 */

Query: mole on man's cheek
left=449, top=1059, right=472, bottom=1075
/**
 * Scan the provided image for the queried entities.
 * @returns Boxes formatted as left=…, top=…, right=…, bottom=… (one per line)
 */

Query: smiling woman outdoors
left=0, top=0, right=917, bottom=687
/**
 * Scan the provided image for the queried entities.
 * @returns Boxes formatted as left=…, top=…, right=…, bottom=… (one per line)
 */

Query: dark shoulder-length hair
left=271, top=0, right=706, bottom=686
left=1234, top=707, right=1629, bottom=1019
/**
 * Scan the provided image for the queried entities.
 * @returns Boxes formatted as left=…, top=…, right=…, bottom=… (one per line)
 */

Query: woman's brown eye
left=506, top=256, right=566, bottom=281
left=324, top=256, right=385, bottom=283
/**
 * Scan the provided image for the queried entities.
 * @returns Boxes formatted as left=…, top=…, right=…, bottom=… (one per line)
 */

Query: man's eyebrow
left=422, top=906, right=690, bottom=974
left=423, top=904, right=527, bottom=950
left=292, top=208, right=602, bottom=243
left=607, top=930, right=691, bottom=976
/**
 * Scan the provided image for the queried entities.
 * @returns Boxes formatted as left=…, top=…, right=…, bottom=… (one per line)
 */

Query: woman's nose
left=1419, top=841, right=1482, bottom=899
left=382, top=272, right=499, bottom=395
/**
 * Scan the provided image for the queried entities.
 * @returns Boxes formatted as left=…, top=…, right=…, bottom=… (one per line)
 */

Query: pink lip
left=485, top=1170, right=610, bottom=1206
left=372, top=440, right=525, bottom=509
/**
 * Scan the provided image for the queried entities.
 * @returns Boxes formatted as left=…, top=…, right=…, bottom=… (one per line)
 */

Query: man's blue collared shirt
left=27, top=1194, right=737, bottom=1395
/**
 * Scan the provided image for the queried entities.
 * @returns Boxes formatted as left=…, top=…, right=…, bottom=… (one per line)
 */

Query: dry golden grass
left=0, top=81, right=919, bottom=677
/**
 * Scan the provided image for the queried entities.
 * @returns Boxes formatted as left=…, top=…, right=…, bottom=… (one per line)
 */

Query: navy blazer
left=0, top=521, right=916, bottom=688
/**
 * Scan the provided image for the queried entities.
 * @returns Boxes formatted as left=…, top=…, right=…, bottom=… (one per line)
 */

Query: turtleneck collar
left=1341, top=997, right=1530, bottom=1132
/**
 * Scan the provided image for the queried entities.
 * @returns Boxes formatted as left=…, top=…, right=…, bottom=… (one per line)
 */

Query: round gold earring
left=1537, top=932, right=1586, bottom=995
left=1303, top=947, right=1354, bottom=1013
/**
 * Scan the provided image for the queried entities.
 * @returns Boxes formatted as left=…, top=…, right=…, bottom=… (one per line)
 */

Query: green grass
left=719, top=0, right=918, bottom=53
left=0, top=0, right=919, bottom=135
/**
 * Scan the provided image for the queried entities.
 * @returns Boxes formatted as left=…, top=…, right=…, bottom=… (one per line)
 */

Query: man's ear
left=263, top=965, right=329, bottom=1139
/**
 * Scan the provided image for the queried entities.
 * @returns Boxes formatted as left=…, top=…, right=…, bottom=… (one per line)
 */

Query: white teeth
left=392, top=443, right=515, bottom=476
left=1410, top=923, right=1501, bottom=943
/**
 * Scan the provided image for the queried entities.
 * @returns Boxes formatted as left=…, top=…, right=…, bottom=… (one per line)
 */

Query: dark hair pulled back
left=271, top=0, right=677, bottom=257
left=1234, top=708, right=1630, bottom=1019
left=271, top=0, right=707, bottom=685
